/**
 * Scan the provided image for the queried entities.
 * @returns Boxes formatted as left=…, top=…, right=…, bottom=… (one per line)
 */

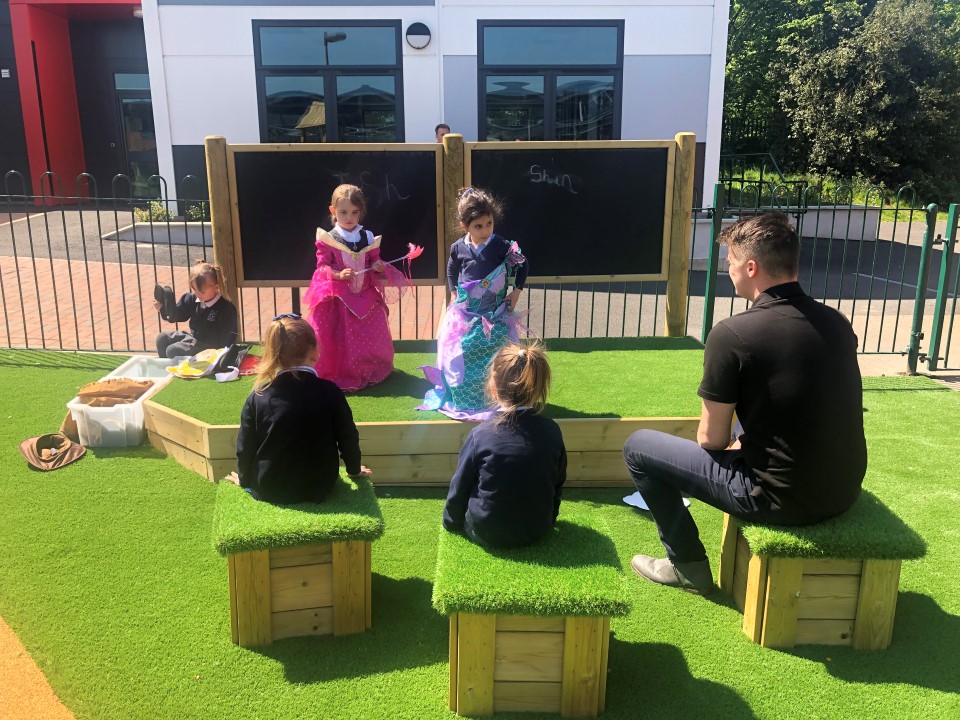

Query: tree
left=780, top=0, right=960, bottom=201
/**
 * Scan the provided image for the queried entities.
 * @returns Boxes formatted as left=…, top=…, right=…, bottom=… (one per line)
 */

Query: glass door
left=115, top=74, right=158, bottom=197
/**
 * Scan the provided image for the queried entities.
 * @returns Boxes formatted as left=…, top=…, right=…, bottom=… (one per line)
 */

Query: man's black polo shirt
left=698, top=281, right=867, bottom=522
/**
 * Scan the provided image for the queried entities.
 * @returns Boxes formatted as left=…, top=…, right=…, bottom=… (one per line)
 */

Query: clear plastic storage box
left=66, top=356, right=175, bottom=448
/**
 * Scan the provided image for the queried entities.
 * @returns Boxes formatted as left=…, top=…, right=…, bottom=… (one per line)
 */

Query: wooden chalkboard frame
left=219, top=142, right=444, bottom=287
left=464, top=140, right=677, bottom=283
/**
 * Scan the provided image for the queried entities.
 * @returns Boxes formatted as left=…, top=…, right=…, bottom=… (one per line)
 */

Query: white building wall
left=143, top=0, right=728, bottom=204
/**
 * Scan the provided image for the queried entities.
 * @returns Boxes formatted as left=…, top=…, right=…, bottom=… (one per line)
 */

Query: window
left=478, top=21, right=623, bottom=141
left=254, top=21, right=403, bottom=143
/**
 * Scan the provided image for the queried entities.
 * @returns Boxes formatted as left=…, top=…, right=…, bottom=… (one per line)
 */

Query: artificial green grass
left=2, top=352, right=960, bottom=719
left=152, top=337, right=705, bottom=425
left=432, top=513, right=630, bottom=618
left=735, top=489, right=927, bottom=560
left=212, top=475, right=384, bottom=555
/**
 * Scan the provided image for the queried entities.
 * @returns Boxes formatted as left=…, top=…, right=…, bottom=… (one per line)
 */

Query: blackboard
left=466, top=143, right=673, bottom=279
left=229, top=146, right=442, bottom=284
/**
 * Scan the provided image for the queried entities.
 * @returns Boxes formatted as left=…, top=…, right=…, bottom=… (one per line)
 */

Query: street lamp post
left=323, top=31, right=347, bottom=65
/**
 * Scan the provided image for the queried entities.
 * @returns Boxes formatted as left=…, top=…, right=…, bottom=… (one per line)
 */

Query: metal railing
left=2, top=171, right=958, bottom=374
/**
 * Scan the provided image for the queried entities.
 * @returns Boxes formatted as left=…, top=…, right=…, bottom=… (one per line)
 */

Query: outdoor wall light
left=132, top=6, right=143, bottom=18
left=405, top=22, right=431, bottom=50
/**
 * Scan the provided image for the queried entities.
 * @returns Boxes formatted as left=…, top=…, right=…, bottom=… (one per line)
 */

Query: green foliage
left=133, top=199, right=175, bottom=223
left=184, top=201, right=209, bottom=222
left=725, top=0, right=960, bottom=202
left=781, top=0, right=960, bottom=202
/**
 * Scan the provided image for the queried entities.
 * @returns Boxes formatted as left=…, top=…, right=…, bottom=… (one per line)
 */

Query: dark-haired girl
left=419, top=187, right=529, bottom=420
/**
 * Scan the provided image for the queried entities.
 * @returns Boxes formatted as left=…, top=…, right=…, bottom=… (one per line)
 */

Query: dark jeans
left=157, top=329, right=197, bottom=359
left=623, top=430, right=774, bottom=564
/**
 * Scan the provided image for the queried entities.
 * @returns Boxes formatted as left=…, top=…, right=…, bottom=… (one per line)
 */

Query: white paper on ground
left=622, top=491, right=691, bottom=511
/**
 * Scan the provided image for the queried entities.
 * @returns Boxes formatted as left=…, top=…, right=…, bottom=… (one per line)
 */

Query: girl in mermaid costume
left=419, top=187, right=528, bottom=420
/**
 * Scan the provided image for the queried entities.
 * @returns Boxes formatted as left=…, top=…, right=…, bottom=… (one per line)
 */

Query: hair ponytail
left=488, top=342, right=551, bottom=425
left=254, top=316, right=318, bottom=392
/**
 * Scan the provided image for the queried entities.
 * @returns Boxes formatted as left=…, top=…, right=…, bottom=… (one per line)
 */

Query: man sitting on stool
left=623, top=211, right=867, bottom=594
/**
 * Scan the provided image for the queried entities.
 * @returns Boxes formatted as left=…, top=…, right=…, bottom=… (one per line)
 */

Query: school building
left=2, top=0, right=729, bottom=202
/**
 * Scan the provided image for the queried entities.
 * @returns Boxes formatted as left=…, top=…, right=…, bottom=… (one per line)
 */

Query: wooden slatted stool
left=718, top=491, right=926, bottom=649
left=212, top=475, right=384, bottom=648
left=432, top=513, right=630, bottom=717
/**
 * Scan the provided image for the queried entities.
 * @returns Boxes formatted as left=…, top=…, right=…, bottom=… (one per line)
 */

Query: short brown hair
left=488, top=342, right=550, bottom=423
left=719, top=211, right=800, bottom=279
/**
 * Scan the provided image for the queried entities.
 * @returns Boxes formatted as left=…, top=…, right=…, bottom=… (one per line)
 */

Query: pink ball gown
left=303, top=227, right=408, bottom=391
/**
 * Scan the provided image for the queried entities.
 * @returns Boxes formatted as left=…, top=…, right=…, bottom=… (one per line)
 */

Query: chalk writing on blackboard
left=329, top=169, right=411, bottom=208
left=527, top=165, right=580, bottom=195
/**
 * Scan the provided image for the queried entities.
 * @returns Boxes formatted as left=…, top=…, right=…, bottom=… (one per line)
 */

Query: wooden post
left=449, top=614, right=460, bottom=712
left=456, top=613, right=496, bottom=716
left=231, top=550, right=271, bottom=647
left=741, top=552, right=768, bottom=643
left=332, top=540, right=367, bottom=636
left=442, top=133, right=465, bottom=258
left=759, top=557, right=804, bottom=648
left=852, top=559, right=901, bottom=650
left=718, top=513, right=737, bottom=594
left=205, top=135, right=242, bottom=339
left=665, top=132, right=696, bottom=337
left=560, top=616, right=604, bottom=718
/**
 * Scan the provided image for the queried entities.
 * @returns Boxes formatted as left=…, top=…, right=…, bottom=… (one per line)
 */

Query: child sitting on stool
left=232, top=314, right=371, bottom=504
left=154, top=260, right=238, bottom=358
left=443, top=343, right=567, bottom=548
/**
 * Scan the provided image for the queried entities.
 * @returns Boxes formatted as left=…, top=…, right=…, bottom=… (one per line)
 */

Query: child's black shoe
left=154, top=283, right=175, bottom=319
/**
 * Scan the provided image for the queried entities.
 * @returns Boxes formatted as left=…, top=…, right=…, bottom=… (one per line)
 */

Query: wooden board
left=795, top=618, right=855, bottom=646
left=494, top=681, right=562, bottom=713
left=494, top=631, right=564, bottom=682
left=497, top=616, right=565, bottom=633
left=144, top=400, right=206, bottom=454
left=269, top=544, right=333, bottom=569
left=272, top=606, right=334, bottom=640
left=270, top=563, right=333, bottom=613
left=797, top=574, right=860, bottom=620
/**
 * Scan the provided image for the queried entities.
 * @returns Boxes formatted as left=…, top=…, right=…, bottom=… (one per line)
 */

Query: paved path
left=0, top=616, right=73, bottom=720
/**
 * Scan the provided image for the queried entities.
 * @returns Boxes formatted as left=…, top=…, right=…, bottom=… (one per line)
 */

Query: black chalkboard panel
left=467, top=145, right=672, bottom=279
left=231, top=148, right=441, bottom=284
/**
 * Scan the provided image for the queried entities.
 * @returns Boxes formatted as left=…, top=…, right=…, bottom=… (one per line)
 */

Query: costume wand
left=355, top=243, right=425, bottom=273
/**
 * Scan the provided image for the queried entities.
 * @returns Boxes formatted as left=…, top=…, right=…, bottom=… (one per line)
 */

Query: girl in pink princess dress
left=303, top=183, right=408, bottom=391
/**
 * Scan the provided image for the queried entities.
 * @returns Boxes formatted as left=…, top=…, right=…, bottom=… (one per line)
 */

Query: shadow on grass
left=350, top=368, right=434, bottom=400
left=605, top=639, right=758, bottom=719
left=473, top=519, right=622, bottom=570
left=543, top=402, right=622, bottom=419
left=88, top=444, right=170, bottom=461
left=375, top=486, right=448, bottom=502
left=255, top=575, right=446, bottom=684
left=544, top=337, right=705, bottom=352
left=0, top=349, right=125, bottom=371
left=793, top=592, right=960, bottom=694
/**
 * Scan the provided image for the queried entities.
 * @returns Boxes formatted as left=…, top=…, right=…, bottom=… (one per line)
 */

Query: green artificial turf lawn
left=735, top=489, right=927, bottom=560
left=152, top=337, right=705, bottom=425
left=213, top=475, right=384, bottom=555
left=1, top=352, right=959, bottom=719
left=432, top=513, right=630, bottom=618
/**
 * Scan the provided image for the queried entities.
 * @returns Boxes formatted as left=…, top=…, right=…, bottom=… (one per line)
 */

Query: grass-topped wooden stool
left=212, top=475, right=385, bottom=648
left=432, top=514, right=630, bottom=717
left=718, top=490, right=926, bottom=650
